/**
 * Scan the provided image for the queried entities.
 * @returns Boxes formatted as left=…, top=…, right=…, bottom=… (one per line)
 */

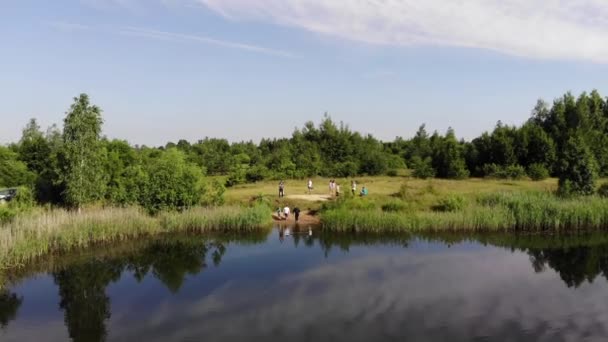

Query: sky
left=1, top=0, right=608, bottom=146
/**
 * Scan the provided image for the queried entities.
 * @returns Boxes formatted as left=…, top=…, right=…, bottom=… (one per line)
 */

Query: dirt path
left=284, top=194, right=332, bottom=202
left=272, top=210, right=320, bottom=225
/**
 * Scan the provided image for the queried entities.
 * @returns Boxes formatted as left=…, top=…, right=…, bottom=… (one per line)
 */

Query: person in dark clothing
left=294, top=207, right=301, bottom=222
left=278, top=181, right=285, bottom=198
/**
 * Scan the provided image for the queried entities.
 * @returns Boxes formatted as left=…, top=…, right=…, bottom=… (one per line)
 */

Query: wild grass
left=0, top=205, right=271, bottom=270
left=320, top=191, right=608, bottom=233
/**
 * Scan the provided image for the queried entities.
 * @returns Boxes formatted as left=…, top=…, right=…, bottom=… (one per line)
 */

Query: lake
left=2, top=227, right=608, bottom=342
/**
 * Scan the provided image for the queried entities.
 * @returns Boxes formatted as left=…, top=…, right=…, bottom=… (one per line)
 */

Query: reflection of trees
left=527, top=245, right=608, bottom=288
left=54, top=259, right=123, bottom=342
left=52, top=238, right=228, bottom=342
left=0, top=290, right=22, bottom=329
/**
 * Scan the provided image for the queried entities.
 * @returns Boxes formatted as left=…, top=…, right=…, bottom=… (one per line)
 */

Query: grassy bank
left=320, top=192, right=608, bottom=233
left=0, top=205, right=271, bottom=270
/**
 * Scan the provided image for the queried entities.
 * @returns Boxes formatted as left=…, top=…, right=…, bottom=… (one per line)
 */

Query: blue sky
left=1, top=0, right=607, bottom=146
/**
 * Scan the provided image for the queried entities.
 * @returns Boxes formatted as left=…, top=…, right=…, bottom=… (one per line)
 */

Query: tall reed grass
left=0, top=205, right=271, bottom=270
left=320, top=192, right=608, bottom=233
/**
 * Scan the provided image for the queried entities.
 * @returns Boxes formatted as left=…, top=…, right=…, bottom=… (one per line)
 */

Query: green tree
left=61, top=94, right=105, bottom=210
left=140, top=148, right=205, bottom=213
left=557, top=135, right=597, bottom=196
left=432, top=128, right=469, bottom=179
left=0, top=146, right=34, bottom=188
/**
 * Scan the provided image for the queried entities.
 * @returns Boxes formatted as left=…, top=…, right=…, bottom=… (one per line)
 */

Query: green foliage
left=381, top=200, right=411, bottom=213
left=483, top=164, right=527, bottom=180
left=432, top=128, right=469, bottom=179
left=201, top=179, right=226, bottom=206
left=61, top=94, right=105, bottom=209
left=0, top=147, right=35, bottom=188
left=140, top=149, right=205, bottom=214
left=0, top=207, right=16, bottom=225
left=245, top=165, right=269, bottom=183
left=434, top=195, right=466, bottom=212
left=557, top=135, right=597, bottom=196
left=8, top=187, right=35, bottom=210
left=386, top=169, right=398, bottom=177
left=527, top=163, right=550, bottom=181
left=411, top=156, right=435, bottom=179
left=597, top=184, right=608, bottom=198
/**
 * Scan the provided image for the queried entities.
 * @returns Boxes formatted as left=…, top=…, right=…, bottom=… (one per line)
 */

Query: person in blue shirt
left=360, top=187, right=368, bottom=196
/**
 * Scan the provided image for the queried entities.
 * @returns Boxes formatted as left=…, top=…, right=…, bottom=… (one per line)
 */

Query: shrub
left=8, top=186, right=35, bottom=210
left=527, top=163, right=550, bottom=181
left=483, top=164, right=526, bottom=180
left=225, top=166, right=247, bottom=187
left=0, top=207, right=16, bottom=225
left=504, top=165, right=527, bottom=180
left=245, top=165, right=269, bottom=183
left=598, top=183, right=608, bottom=198
left=386, top=169, right=398, bottom=177
left=482, top=163, right=502, bottom=178
left=434, top=195, right=466, bottom=212
left=381, top=200, right=410, bottom=212
left=395, top=182, right=411, bottom=200
left=411, top=156, right=435, bottom=179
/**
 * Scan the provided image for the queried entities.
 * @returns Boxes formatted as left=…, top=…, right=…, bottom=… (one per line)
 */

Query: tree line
left=0, top=90, right=606, bottom=211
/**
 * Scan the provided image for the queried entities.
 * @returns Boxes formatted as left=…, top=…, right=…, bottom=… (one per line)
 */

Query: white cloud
left=47, top=21, right=295, bottom=58
left=119, top=27, right=296, bottom=58
left=199, top=0, right=608, bottom=63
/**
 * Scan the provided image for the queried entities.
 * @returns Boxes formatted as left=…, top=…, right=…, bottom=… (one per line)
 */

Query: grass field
left=224, top=175, right=558, bottom=211
left=225, top=176, right=608, bottom=233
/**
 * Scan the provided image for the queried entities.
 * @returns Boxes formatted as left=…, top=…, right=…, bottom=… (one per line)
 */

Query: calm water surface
left=2, top=228, right=608, bottom=342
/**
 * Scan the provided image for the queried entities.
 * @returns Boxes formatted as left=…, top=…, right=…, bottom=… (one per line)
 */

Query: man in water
left=294, top=207, right=301, bottom=222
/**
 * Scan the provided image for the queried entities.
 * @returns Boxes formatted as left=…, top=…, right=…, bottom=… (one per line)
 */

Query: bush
left=245, top=165, right=269, bottom=183
left=503, top=165, right=527, bottom=180
left=225, top=166, right=247, bottom=187
left=0, top=207, right=16, bottom=225
left=8, top=186, right=35, bottom=210
left=395, top=182, right=412, bottom=200
left=140, top=149, right=205, bottom=213
left=411, top=156, right=435, bottom=179
left=434, top=195, right=466, bottom=212
left=386, top=169, right=398, bottom=177
left=381, top=200, right=410, bottom=212
left=598, top=183, right=608, bottom=198
left=482, top=163, right=501, bottom=178
left=483, top=164, right=526, bottom=180
left=527, top=163, right=550, bottom=181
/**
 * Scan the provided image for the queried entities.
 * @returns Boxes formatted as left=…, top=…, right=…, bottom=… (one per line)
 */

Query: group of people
left=328, top=179, right=341, bottom=196
left=350, top=180, right=368, bottom=196
left=278, top=179, right=368, bottom=198
left=276, top=206, right=301, bottom=222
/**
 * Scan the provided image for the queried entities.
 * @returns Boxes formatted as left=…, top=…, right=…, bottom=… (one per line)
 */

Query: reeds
left=320, top=192, right=608, bottom=233
left=0, top=205, right=271, bottom=270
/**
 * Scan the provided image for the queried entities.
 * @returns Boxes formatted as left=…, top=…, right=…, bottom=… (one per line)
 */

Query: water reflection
left=4, top=231, right=608, bottom=341
left=0, top=290, right=22, bottom=329
left=49, top=238, right=233, bottom=342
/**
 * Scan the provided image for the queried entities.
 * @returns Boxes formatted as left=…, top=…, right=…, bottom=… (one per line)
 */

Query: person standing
left=307, top=179, right=313, bottom=194
left=336, top=183, right=341, bottom=197
left=351, top=180, right=357, bottom=196
left=329, top=179, right=333, bottom=195
left=278, top=181, right=285, bottom=198
left=294, top=207, right=301, bottom=222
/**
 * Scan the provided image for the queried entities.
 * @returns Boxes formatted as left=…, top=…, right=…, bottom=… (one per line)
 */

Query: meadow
left=225, top=175, right=608, bottom=233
